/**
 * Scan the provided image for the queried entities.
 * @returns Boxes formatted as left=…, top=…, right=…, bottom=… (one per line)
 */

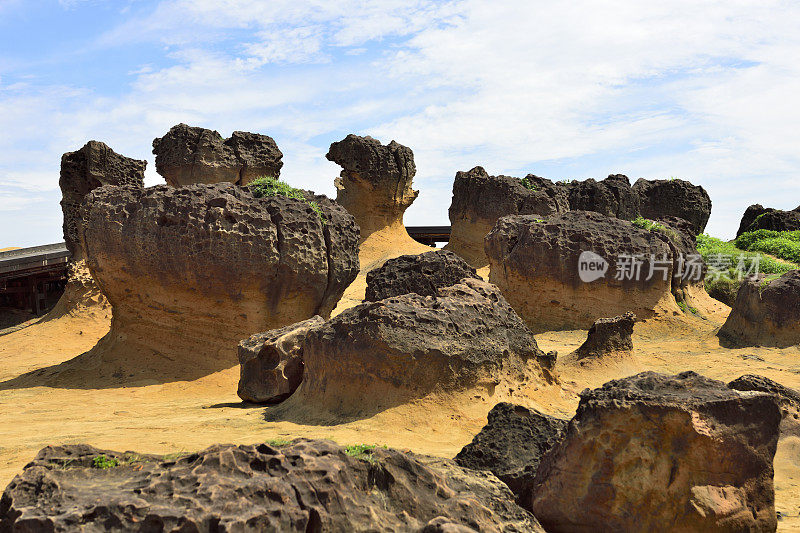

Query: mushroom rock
left=444, top=166, right=567, bottom=268
left=632, top=177, right=712, bottom=235
left=573, top=311, right=636, bottom=360
left=364, top=249, right=481, bottom=301
left=530, top=371, right=781, bottom=532
left=326, top=134, right=432, bottom=312
left=78, top=183, right=358, bottom=378
left=454, top=402, right=568, bottom=503
left=277, top=278, right=555, bottom=418
left=152, top=123, right=283, bottom=187
left=566, top=174, right=640, bottom=221
left=60, top=140, right=146, bottom=260
left=718, top=270, right=800, bottom=348
left=0, top=440, right=544, bottom=532
left=485, top=211, right=679, bottom=333
left=237, top=316, right=325, bottom=404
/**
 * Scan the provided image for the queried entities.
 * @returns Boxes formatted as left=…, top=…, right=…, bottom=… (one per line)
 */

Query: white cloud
left=2, top=0, right=800, bottom=246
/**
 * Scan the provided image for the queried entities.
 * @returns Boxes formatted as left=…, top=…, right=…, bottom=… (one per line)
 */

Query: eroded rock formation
left=566, top=174, right=640, bottom=220
left=152, top=123, right=283, bottom=187
left=282, top=278, right=553, bottom=417
left=573, top=311, right=635, bottom=360
left=60, top=141, right=146, bottom=259
left=79, top=183, right=358, bottom=370
left=0, top=440, right=543, bottom=532
left=729, top=374, right=800, bottom=438
left=485, top=211, right=677, bottom=332
left=530, top=371, right=781, bottom=532
left=736, top=204, right=800, bottom=236
left=326, top=134, right=417, bottom=241
left=455, top=403, right=567, bottom=503
left=633, top=178, right=712, bottom=235
left=445, top=167, right=567, bottom=267
left=365, top=250, right=480, bottom=301
left=719, top=270, right=800, bottom=348
left=237, top=316, right=324, bottom=404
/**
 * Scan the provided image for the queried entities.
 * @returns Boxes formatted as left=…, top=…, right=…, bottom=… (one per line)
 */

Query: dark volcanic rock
left=326, top=134, right=418, bottom=239
left=60, top=141, right=145, bottom=258
left=719, top=270, right=800, bottom=348
left=283, top=278, right=553, bottom=416
left=531, top=371, right=781, bottom=532
left=574, top=311, right=636, bottom=359
left=455, top=403, right=567, bottom=503
left=633, top=177, right=712, bottom=234
left=445, top=166, right=567, bottom=266
left=0, top=440, right=543, bottom=532
left=729, top=374, right=800, bottom=437
left=79, top=183, right=359, bottom=364
left=653, top=216, right=707, bottom=301
left=237, top=316, right=325, bottom=404
left=365, top=250, right=481, bottom=301
left=566, top=174, right=640, bottom=220
left=485, top=211, right=675, bottom=332
left=152, top=123, right=283, bottom=187
left=736, top=205, right=800, bottom=236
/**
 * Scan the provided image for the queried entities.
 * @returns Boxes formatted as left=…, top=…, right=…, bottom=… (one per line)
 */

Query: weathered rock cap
left=454, top=402, right=567, bottom=503
left=736, top=204, right=800, bottom=236
left=719, top=270, right=800, bottom=348
left=566, top=173, right=640, bottom=220
left=365, top=250, right=481, bottom=301
left=574, top=311, right=636, bottom=359
left=237, top=316, right=324, bottom=404
left=531, top=371, right=781, bottom=532
left=60, top=140, right=145, bottom=258
left=633, top=177, right=712, bottom=235
left=152, top=123, right=283, bottom=187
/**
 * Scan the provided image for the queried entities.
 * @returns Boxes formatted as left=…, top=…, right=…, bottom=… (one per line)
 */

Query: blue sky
left=2, top=0, right=799, bottom=247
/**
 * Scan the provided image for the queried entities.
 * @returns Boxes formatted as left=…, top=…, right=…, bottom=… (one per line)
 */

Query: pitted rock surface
left=719, top=270, right=800, bottom=348
left=285, top=278, right=552, bottom=416
left=455, top=403, right=567, bottom=503
left=365, top=250, right=481, bottom=301
left=445, top=166, right=566, bottom=266
left=59, top=141, right=145, bottom=258
left=729, top=374, right=800, bottom=437
left=152, top=123, right=283, bottom=187
left=633, top=178, right=712, bottom=234
left=0, top=440, right=543, bottom=532
left=566, top=174, right=640, bottom=220
left=531, top=371, right=780, bottom=532
left=79, top=183, right=358, bottom=363
left=485, top=211, right=675, bottom=332
left=574, top=311, right=636, bottom=359
left=237, top=316, right=325, bottom=404
left=326, top=134, right=417, bottom=238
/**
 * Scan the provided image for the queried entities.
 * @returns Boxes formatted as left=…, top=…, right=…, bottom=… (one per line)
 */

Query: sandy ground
left=2, top=279, right=800, bottom=529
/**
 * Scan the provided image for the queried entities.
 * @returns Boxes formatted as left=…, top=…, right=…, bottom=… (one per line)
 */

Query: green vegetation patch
left=249, top=176, right=326, bottom=224
left=734, top=230, right=800, bottom=264
left=631, top=216, right=666, bottom=233
left=344, top=443, right=388, bottom=462
left=264, top=438, right=293, bottom=447
left=519, top=176, right=537, bottom=190
left=696, top=234, right=797, bottom=276
left=92, top=454, right=119, bottom=470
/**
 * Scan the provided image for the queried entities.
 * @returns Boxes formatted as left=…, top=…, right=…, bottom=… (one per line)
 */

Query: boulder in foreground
left=719, top=270, right=800, bottom=348
left=365, top=250, right=480, bottom=301
left=152, top=123, right=283, bottom=187
left=531, top=371, right=780, bottom=532
left=0, top=440, right=543, bottom=532
left=455, top=403, right=567, bottom=503
left=285, top=278, right=554, bottom=416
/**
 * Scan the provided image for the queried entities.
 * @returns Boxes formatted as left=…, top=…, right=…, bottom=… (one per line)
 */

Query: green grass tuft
left=92, top=455, right=119, bottom=470
left=631, top=216, right=666, bottom=232
left=265, top=438, right=293, bottom=447
left=344, top=443, right=388, bottom=462
left=249, top=176, right=326, bottom=225
left=519, top=176, right=537, bottom=190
